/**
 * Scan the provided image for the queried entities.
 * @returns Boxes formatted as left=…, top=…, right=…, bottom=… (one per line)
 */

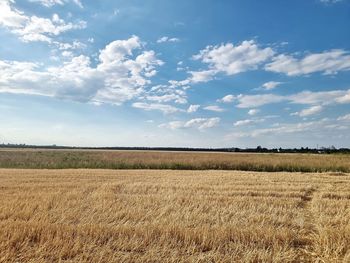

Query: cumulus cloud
left=0, top=1, right=86, bottom=43
left=98, top=36, right=142, bottom=65
left=187, top=104, right=200, bottom=113
left=159, top=118, right=220, bottom=130
left=217, top=94, right=236, bottom=103
left=166, top=43, right=350, bottom=93
left=265, top=50, right=350, bottom=76
left=193, top=40, right=275, bottom=77
left=157, top=36, right=180, bottom=43
left=188, top=69, right=217, bottom=83
left=0, top=0, right=27, bottom=28
left=0, top=36, right=166, bottom=106
left=167, top=40, right=275, bottom=90
left=55, top=40, right=86, bottom=50
left=145, top=93, right=187, bottom=104
left=261, top=81, right=283, bottom=90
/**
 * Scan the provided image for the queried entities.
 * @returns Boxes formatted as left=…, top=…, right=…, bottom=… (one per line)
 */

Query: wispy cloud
left=157, top=36, right=180, bottom=43
left=265, top=50, right=350, bottom=76
left=319, top=0, right=344, bottom=4
left=29, top=0, right=83, bottom=8
left=159, top=117, right=220, bottom=130
left=132, top=102, right=182, bottom=114
left=292, top=105, right=323, bottom=117
left=233, top=118, right=264, bottom=127
left=234, top=89, right=350, bottom=108
left=337, top=113, right=350, bottom=121
left=228, top=118, right=348, bottom=139
left=203, top=105, right=225, bottom=112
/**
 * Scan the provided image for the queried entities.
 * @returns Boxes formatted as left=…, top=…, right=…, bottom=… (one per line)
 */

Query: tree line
left=1, top=143, right=349, bottom=154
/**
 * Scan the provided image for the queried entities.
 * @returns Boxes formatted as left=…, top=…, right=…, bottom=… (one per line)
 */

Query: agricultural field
left=1, top=149, right=350, bottom=172
left=0, top=169, right=349, bottom=262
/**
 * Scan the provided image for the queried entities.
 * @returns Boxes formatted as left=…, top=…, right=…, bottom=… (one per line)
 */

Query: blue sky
left=0, top=0, right=349, bottom=148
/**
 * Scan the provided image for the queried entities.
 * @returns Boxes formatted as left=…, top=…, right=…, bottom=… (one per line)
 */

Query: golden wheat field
left=0, top=169, right=349, bottom=262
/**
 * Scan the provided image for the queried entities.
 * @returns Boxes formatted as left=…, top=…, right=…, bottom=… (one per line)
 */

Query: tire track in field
left=296, top=180, right=336, bottom=262
left=296, top=184, right=318, bottom=262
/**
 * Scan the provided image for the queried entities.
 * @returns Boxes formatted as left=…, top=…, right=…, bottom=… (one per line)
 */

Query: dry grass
left=1, top=149, right=350, bottom=172
left=0, top=169, right=349, bottom=262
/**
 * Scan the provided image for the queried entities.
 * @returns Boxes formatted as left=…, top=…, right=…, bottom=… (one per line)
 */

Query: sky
left=0, top=0, right=349, bottom=148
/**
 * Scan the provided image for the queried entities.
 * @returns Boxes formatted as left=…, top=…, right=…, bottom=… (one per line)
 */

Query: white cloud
left=335, top=90, right=350, bottom=103
left=0, top=36, right=166, bottom=106
left=320, top=0, right=344, bottom=4
left=61, top=50, right=73, bottom=57
left=29, top=0, right=83, bottom=8
left=288, top=90, right=348, bottom=105
left=228, top=118, right=348, bottom=139
left=248, top=109, right=260, bottom=115
left=261, top=81, right=283, bottom=90
left=157, top=36, right=180, bottom=43
left=98, top=36, right=142, bottom=65
left=193, top=40, right=275, bottom=76
left=203, top=105, right=225, bottom=112
left=296, top=105, right=323, bottom=117
left=337, top=114, right=350, bottom=121
left=0, top=0, right=27, bottom=28
left=235, top=89, right=350, bottom=108
left=218, top=94, right=236, bottom=103
left=265, top=50, right=350, bottom=76
left=233, top=119, right=263, bottom=127
left=169, top=40, right=275, bottom=87
left=55, top=40, right=86, bottom=50
left=185, top=118, right=220, bottom=129
left=0, top=2, right=86, bottom=43
left=0, top=60, right=53, bottom=96
left=187, top=104, right=200, bottom=113
left=146, top=93, right=187, bottom=104
left=158, top=121, right=185, bottom=130
left=236, top=94, right=285, bottom=108
left=188, top=69, right=216, bottom=83
left=160, top=118, right=220, bottom=130
left=132, top=102, right=181, bottom=114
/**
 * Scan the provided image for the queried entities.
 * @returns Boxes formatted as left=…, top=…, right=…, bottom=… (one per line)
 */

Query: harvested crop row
left=0, top=169, right=349, bottom=262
